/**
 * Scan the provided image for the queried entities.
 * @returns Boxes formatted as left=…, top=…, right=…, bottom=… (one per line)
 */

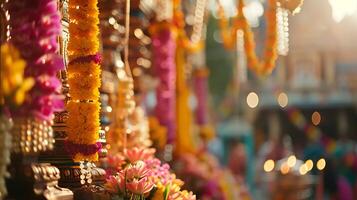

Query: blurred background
left=203, top=0, right=357, bottom=199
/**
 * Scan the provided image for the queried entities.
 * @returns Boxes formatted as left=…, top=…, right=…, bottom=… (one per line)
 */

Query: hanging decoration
left=236, top=0, right=278, bottom=76
left=173, top=0, right=206, bottom=52
left=0, top=43, right=34, bottom=198
left=107, top=0, right=136, bottom=153
left=65, top=0, right=102, bottom=162
left=193, top=68, right=215, bottom=142
left=175, top=41, right=196, bottom=154
left=8, top=0, right=64, bottom=154
left=276, top=5, right=289, bottom=56
left=277, top=0, right=304, bottom=15
left=149, top=22, right=177, bottom=144
left=217, top=0, right=304, bottom=76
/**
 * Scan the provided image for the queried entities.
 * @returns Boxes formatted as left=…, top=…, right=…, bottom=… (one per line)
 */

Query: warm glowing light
left=134, top=28, right=144, bottom=39
left=277, top=92, right=289, bottom=108
left=247, top=92, right=259, bottom=108
left=287, top=155, right=296, bottom=167
left=133, top=67, right=142, bottom=77
left=106, top=106, right=112, bottom=113
left=312, top=111, right=321, bottom=126
left=280, top=163, right=290, bottom=174
left=299, top=164, right=308, bottom=175
left=264, top=159, right=275, bottom=172
left=317, top=158, right=326, bottom=170
left=305, top=159, right=313, bottom=171
left=328, top=0, right=357, bottom=22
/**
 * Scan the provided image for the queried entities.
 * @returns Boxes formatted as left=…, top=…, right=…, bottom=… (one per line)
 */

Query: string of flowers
left=149, top=22, right=177, bottom=144
left=65, top=0, right=102, bottom=162
left=236, top=0, right=278, bottom=76
left=8, top=0, right=64, bottom=120
left=193, top=68, right=215, bottom=142
left=173, top=0, right=206, bottom=53
left=216, top=0, right=278, bottom=76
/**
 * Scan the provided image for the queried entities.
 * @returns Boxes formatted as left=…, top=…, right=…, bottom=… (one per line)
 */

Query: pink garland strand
left=152, top=28, right=176, bottom=144
left=8, top=0, right=64, bottom=120
left=194, top=71, right=209, bottom=125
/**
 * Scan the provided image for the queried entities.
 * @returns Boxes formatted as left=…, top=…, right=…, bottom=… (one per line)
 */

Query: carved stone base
left=6, top=155, right=73, bottom=200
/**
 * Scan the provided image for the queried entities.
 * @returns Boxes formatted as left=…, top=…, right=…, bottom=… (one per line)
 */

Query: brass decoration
left=12, top=117, right=55, bottom=154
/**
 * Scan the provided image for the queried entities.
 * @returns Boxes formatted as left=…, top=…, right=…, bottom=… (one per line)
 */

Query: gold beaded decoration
left=11, top=117, right=55, bottom=154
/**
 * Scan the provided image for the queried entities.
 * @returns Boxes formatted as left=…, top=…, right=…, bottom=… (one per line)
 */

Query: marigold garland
left=237, top=0, right=278, bottom=75
left=66, top=0, right=101, bottom=162
left=173, top=0, right=205, bottom=52
left=217, top=0, right=278, bottom=76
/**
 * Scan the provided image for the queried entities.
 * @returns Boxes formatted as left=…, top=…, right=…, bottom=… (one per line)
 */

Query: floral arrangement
left=8, top=0, right=65, bottom=120
left=149, top=22, right=177, bottom=144
left=105, top=147, right=196, bottom=200
left=0, top=43, right=34, bottom=198
left=65, top=0, right=102, bottom=162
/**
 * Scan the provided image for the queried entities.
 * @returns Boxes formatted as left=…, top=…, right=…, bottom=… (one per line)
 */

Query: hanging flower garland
left=149, top=22, right=177, bottom=144
left=193, top=68, right=215, bottom=142
left=173, top=0, right=206, bottom=52
left=7, top=0, right=64, bottom=153
left=175, top=41, right=196, bottom=155
left=65, top=0, right=102, bottom=162
left=236, top=0, right=278, bottom=76
left=216, top=0, right=278, bottom=76
left=216, top=2, right=237, bottom=50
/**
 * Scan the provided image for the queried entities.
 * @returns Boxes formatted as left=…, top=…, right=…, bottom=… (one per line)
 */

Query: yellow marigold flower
left=0, top=43, right=34, bottom=106
left=151, top=185, right=165, bottom=200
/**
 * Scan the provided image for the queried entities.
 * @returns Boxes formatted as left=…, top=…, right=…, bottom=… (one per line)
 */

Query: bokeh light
left=247, top=92, right=259, bottom=108
left=305, top=159, right=313, bottom=171
left=277, top=92, right=289, bottom=108
left=299, top=164, right=308, bottom=175
left=287, top=155, right=296, bottom=167
left=264, top=159, right=275, bottom=172
left=317, top=158, right=326, bottom=170
left=311, top=111, right=321, bottom=126
left=280, top=163, right=290, bottom=174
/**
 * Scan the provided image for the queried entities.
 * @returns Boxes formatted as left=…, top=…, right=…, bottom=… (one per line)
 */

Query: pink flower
left=124, top=162, right=151, bottom=180
left=105, top=175, right=122, bottom=194
left=125, top=147, right=155, bottom=163
left=108, top=154, right=126, bottom=169
left=126, top=177, right=154, bottom=195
